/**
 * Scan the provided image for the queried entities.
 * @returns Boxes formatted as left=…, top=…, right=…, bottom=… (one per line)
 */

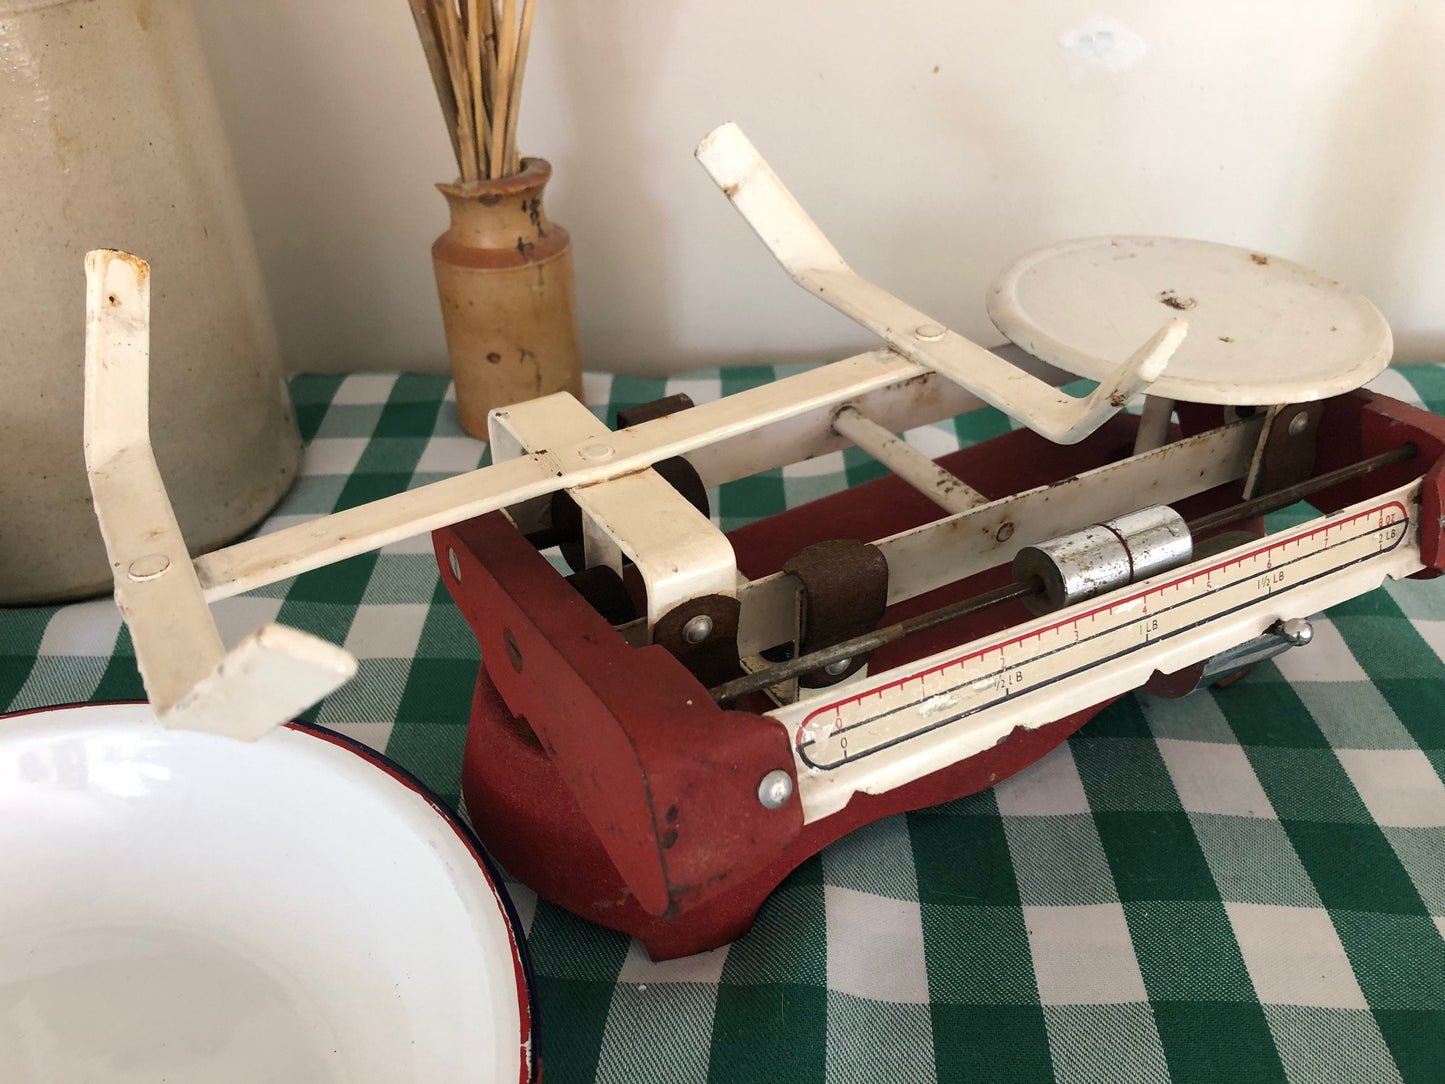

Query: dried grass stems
left=406, top=0, right=536, bottom=181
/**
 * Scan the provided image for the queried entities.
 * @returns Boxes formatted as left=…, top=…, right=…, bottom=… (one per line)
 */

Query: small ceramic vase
left=432, top=159, right=584, bottom=438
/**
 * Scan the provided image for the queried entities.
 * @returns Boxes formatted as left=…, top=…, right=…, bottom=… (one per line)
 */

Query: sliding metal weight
left=1012, top=506, right=1192, bottom=613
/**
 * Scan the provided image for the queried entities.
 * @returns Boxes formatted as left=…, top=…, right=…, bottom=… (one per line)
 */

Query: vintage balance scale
left=85, top=124, right=1445, bottom=960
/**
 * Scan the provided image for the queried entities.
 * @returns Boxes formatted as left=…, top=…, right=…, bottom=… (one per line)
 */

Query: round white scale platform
left=987, top=236, right=1392, bottom=406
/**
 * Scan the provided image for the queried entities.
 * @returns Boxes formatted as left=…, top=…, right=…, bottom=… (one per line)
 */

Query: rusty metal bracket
left=654, top=594, right=743, bottom=688
left=1241, top=401, right=1325, bottom=499
left=783, top=539, right=889, bottom=687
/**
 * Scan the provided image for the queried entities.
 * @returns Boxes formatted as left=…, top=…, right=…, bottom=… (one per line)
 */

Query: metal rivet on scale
left=823, top=657, right=851, bottom=676
left=1287, top=410, right=1310, bottom=437
left=127, top=554, right=170, bottom=581
left=448, top=547, right=462, bottom=581
left=682, top=614, right=713, bottom=644
left=757, top=769, right=793, bottom=809
left=914, top=323, right=946, bottom=342
left=580, top=442, right=615, bottom=461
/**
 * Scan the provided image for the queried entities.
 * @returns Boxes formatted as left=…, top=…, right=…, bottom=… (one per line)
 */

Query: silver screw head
left=682, top=614, right=713, bottom=644
left=448, top=547, right=462, bottom=581
left=1287, top=410, right=1310, bottom=437
left=757, top=769, right=793, bottom=809
left=823, top=657, right=851, bottom=676
left=1277, top=617, right=1313, bottom=646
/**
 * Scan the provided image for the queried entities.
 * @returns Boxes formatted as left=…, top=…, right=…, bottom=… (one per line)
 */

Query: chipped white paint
left=1061, top=16, right=1149, bottom=74
left=830, top=404, right=986, bottom=514
left=989, top=236, right=1392, bottom=405
left=694, top=122, right=1188, bottom=444
left=83, top=250, right=354, bottom=741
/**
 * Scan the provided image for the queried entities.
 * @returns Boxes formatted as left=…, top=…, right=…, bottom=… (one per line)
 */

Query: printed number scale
left=82, top=124, right=1445, bottom=959
left=786, top=488, right=1417, bottom=821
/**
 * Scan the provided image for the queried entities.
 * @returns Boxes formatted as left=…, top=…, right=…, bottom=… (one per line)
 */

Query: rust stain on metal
left=653, top=593, right=742, bottom=687
left=1250, top=253, right=1269, bottom=266
left=784, top=539, right=889, bottom=687
left=897, top=371, right=943, bottom=412
left=97, top=249, right=151, bottom=291
left=1157, top=290, right=1195, bottom=311
left=504, top=629, right=524, bottom=673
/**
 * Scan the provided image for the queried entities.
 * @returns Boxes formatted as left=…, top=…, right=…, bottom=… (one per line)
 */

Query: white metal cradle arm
left=694, top=122, right=1187, bottom=445
left=83, top=250, right=355, bottom=741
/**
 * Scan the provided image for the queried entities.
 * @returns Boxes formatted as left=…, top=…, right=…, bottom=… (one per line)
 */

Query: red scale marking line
left=799, top=500, right=1410, bottom=734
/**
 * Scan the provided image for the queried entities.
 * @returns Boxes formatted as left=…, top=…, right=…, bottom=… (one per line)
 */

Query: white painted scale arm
left=694, top=122, right=1187, bottom=445
left=83, top=250, right=356, bottom=741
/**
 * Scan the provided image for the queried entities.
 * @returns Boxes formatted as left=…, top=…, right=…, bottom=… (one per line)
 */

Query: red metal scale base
left=435, top=390, right=1445, bottom=960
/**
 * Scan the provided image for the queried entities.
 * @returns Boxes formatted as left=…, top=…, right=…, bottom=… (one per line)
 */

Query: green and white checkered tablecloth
left=4, top=366, right=1445, bottom=1083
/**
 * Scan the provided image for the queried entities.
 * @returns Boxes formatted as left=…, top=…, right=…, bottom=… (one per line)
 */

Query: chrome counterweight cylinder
left=1013, top=506, right=1192, bottom=613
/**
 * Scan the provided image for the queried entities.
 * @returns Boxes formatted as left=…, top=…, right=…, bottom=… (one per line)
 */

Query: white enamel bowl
left=0, top=703, right=536, bottom=1084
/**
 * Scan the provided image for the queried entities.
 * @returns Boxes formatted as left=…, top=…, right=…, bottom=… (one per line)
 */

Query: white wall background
left=191, top=0, right=1445, bottom=376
